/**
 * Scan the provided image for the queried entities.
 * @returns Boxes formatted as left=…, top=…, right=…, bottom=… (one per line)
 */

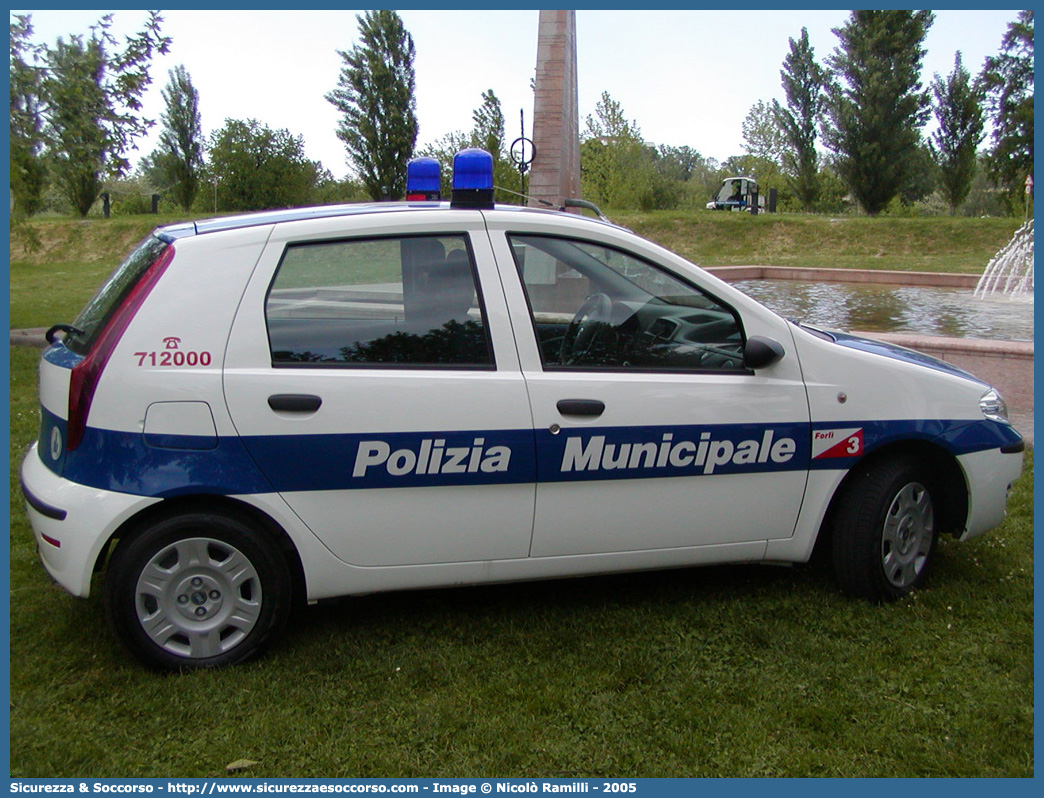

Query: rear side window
left=66, top=235, right=170, bottom=356
left=266, top=234, right=494, bottom=368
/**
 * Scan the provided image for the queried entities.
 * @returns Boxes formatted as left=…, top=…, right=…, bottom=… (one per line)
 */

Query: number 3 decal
left=813, top=428, right=865, bottom=459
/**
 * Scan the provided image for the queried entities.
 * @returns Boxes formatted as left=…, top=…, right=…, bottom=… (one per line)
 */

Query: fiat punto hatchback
left=21, top=150, right=1024, bottom=670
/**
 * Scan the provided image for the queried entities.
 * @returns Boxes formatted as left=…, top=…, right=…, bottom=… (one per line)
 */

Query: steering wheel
left=560, top=293, right=613, bottom=365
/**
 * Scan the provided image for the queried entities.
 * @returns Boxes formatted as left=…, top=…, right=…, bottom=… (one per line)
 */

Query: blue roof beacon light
left=451, top=148, right=494, bottom=209
left=405, top=157, right=441, bottom=201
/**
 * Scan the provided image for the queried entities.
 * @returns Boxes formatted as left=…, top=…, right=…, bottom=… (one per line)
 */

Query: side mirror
left=744, top=336, right=785, bottom=369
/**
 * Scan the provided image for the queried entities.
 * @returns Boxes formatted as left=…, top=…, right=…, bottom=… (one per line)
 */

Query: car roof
left=154, top=201, right=625, bottom=241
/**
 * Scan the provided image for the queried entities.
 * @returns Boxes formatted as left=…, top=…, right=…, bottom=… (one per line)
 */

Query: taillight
left=66, top=245, right=176, bottom=450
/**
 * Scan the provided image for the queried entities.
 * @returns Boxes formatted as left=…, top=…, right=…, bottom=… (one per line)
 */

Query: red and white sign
left=812, top=428, right=864, bottom=459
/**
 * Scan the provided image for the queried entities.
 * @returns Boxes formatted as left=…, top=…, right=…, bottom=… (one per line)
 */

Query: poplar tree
left=154, top=65, right=204, bottom=212
left=929, top=53, right=985, bottom=215
left=822, top=10, right=934, bottom=215
left=326, top=10, right=418, bottom=200
left=772, top=28, right=824, bottom=211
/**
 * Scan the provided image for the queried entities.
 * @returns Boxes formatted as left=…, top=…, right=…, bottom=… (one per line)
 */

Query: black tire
left=831, top=456, right=938, bottom=602
left=104, top=512, right=292, bottom=670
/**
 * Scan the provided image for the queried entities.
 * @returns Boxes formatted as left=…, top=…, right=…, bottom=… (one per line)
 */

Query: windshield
left=66, top=235, right=170, bottom=356
left=715, top=179, right=744, bottom=203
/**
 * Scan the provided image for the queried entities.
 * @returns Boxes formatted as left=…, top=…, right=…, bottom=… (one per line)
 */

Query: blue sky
left=12, top=8, right=1022, bottom=179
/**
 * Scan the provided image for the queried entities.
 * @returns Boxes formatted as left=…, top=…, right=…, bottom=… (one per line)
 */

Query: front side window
left=266, top=235, right=493, bottom=367
left=509, top=234, right=746, bottom=371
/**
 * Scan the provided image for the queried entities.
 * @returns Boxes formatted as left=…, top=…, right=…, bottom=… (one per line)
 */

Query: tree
left=960, top=155, right=1010, bottom=217
left=580, top=91, right=666, bottom=210
left=472, top=89, right=505, bottom=160
left=822, top=10, right=934, bottom=215
left=417, top=129, right=472, bottom=197
left=655, top=145, right=706, bottom=182
left=41, top=12, right=171, bottom=216
left=153, top=65, right=205, bottom=212
left=929, top=53, right=985, bottom=214
left=655, top=145, right=720, bottom=206
left=326, top=10, right=418, bottom=200
left=583, top=90, right=642, bottom=143
left=772, top=28, right=824, bottom=211
left=469, top=89, right=518, bottom=201
left=417, top=91, right=519, bottom=203
left=741, top=100, right=786, bottom=165
left=898, top=144, right=938, bottom=208
left=10, top=15, right=47, bottom=218
left=979, top=11, right=1034, bottom=203
left=208, top=119, right=322, bottom=211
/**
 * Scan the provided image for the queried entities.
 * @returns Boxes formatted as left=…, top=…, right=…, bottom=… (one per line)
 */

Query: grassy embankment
left=8, top=212, right=1033, bottom=777
left=9, top=212, right=1022, bottom=329
left=614, top=210, right=1021, bottom=274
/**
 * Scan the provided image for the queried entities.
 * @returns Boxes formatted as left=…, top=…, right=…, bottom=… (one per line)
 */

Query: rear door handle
left=556, top=399, right=605, bottom=417
left=268, top=394, right=322, bottom=413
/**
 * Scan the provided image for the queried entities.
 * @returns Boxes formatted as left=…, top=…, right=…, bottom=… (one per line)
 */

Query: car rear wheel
left=831, top=456, right=938, bottom=602
left=104, top=512, right=291, bottom=670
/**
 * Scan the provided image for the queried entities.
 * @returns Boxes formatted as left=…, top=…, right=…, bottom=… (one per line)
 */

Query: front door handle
left=556, top=399, right=605, bottom=417
left=268, top=394, right=322, bottom=413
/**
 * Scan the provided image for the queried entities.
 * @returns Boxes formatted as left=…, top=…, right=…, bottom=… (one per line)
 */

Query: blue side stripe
left=240, top=428, right=537, bottom=492
left=536, top=422, right=810, bottom=482
left=41, top=411, right=1020, bottom=499
left=41, top=408, right=272, bottom=498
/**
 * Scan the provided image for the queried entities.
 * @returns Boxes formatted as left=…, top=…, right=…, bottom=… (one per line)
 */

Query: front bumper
left=957, top=441, right=1025, bottom=541
left=20, top=443, right=159, bottom=597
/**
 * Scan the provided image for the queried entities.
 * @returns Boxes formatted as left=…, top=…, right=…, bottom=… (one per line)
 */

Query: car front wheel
left=831, top=456, right=938, bottom=602
left=104, top=512, right=291, bottom=670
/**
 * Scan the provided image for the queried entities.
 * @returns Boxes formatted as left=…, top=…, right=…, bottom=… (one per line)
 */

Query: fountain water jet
left=974, top=220, right=1034, bottom=300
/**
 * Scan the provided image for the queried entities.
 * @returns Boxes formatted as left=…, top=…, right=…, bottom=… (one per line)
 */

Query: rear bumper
left=20, top=443, right=159, bottom=597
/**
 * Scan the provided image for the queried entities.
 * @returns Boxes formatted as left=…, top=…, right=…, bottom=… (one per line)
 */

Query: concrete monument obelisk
left=527, top=10, right=581, bottom=210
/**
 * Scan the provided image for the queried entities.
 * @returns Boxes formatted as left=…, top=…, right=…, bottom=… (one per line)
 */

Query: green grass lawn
left=7, top=212, right=1034, bottom=777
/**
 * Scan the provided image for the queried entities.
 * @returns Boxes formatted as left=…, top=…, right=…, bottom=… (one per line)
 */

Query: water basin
left=732, top=279, right=1034, bottom=342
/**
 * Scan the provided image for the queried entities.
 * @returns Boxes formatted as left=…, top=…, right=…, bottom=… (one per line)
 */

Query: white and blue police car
left=21, top=149, right=1025, bottom=670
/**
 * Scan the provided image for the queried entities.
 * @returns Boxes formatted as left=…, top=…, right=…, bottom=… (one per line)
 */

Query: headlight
left=980, top=388, right=1010, bottom=423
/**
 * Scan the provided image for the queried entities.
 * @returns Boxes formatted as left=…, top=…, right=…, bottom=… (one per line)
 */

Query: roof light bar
left=406, top=157, right=441, bottom=201
left=451, top=148, right=494, bottom=210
